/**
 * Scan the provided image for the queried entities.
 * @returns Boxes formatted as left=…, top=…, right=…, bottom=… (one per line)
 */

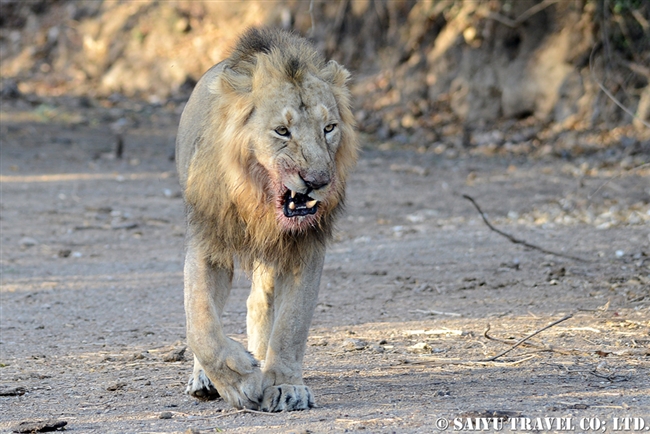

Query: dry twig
left=483, top=323, right=580, bottom=356
left=461, top=195, right=589, bottom=262
left=482, top=313, right=574, bottom=362
left=488, top=0, right=559, bottom=28
left=588, top=44, right=650, bottom=128
left=399, top=354, right=538, bottom=368
left=588, top=162, right=650, bottom=200
left=308, top=0, right=315, bottom=36
left=398, top=315, right=573, bottom=367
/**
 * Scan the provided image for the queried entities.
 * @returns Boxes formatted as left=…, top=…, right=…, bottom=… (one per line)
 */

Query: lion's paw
left=260, top=384, right=315, bottom=412
left=186, top=369, right=220, bottom=401
left=216, top=366, right=264, bottom=410
left=190, top=340, right=265, bottom=410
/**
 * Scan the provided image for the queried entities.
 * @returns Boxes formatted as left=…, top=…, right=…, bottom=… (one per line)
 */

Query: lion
left=175, top=28, right=358, bottom=412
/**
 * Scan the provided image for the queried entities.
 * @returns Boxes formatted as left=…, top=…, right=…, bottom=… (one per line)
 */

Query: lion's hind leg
left=186, top=355, right=220, bottom=400
left=246, top=262, right=275, bottom=361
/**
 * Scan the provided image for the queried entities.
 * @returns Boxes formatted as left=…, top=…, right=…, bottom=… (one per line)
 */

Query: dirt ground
left=1, top=99, right=649, bottom=433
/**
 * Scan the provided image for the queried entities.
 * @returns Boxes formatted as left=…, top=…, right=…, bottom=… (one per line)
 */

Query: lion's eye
left=274, top=126, right=291, bottom=137
left=324, top=123, right=337, bottom=134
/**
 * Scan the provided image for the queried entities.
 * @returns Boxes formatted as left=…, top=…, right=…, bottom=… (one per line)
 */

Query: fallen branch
left=409, top=309, right=462, bottom=317
left=396, top=355, right=538, bottom=367
left=308, top=0, right=315, bottom=36
left=588, top=44, right=650, bottom=129
left=589, top=370, right=631, bottom=382
left=488, top=0, right=558, bottom=28
left=483, top=323, right=580, bottom=356
left=588, top=162, right=650, bottom=200
left=238, top=408, right=280, bottom=416
left=482, top=313, right=574, bottom=362
left=485, top=354, right=536, bottom=366
left=461, top=194, right=589, bottom=262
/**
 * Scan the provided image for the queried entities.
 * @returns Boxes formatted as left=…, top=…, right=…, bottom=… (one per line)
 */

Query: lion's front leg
left=259, top=247, right=325, bottom=412
left=184, top=240, right=264, bottom=409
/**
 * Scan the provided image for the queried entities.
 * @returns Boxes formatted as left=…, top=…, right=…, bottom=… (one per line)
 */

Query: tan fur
left=176, top=28, right=357, bottom=411
left=180, top=29, right=356, bottom=272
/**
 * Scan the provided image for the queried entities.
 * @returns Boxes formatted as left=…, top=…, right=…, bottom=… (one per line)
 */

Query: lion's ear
left=321, top=60, right=350, bottom=88
left=208, top=67, right=252, bottom=95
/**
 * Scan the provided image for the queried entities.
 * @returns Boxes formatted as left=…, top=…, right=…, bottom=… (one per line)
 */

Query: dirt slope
left=2, top=0, right=649, bottom=134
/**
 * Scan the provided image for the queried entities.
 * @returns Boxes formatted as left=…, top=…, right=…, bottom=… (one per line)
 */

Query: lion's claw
left=260, top=384, right=315, bottom=412
left=186, top=369, right=220, bottom=401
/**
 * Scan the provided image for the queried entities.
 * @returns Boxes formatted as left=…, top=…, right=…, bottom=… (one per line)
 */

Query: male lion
left=176, top=28, right=357, bottom=412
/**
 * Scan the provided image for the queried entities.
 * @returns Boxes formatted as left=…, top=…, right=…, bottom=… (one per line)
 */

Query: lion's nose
left=300, top=172, right=330, bottom=191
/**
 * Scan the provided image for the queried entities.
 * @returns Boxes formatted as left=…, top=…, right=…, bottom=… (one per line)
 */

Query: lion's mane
left=184, top=28, right=358, bottom=272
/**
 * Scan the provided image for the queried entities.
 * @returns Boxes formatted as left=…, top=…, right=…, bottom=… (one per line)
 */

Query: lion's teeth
left=290, top=190, right=296, bottom=198
left=288, top=201, right=296, bottom=210
left=306, top=199, right=317, bottom=208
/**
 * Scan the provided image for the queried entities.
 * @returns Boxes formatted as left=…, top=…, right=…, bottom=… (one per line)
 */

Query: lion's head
left=184, top=28, right=358, bottom=269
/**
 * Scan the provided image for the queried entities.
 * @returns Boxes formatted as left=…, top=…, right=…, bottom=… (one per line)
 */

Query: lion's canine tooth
left=305, top=199, right=317, bottom=208
left=290, top=190, right=296, bottom=198
left=288, top=201, right=296, bottom=210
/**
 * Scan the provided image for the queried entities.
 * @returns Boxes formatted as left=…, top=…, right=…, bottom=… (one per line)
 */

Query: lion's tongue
left=284, top=190, right=318, bottom=217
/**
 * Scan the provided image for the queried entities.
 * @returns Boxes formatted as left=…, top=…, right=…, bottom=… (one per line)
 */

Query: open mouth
left=283, top=189, right=318, bottom=218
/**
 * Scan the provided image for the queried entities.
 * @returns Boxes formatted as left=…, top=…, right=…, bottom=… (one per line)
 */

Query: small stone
left=408, top=342, right=431, bottom=353
left=163, top=189, right=182, bottom=198
left=546, top=266, right=565, bottom=281
left=0, top=385, right=26, bottom=396
left=159, top=411, right=173, bottom=419
left=162, top=347, right=186, bottom=362
left=342, top=338, right=367, bottom=351
left=19, top=237, right=38, bottom=248
left=106, top=382, right=127, bottom=391
left=111, top=221, right=138, bottom=230
left=12, top=419, right=67, bottom=433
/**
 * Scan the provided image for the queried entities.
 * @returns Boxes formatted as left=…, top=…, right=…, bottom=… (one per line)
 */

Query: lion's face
left=248, top=75, right=343, bottom=231
left=180, top=29, right=357, bottom=270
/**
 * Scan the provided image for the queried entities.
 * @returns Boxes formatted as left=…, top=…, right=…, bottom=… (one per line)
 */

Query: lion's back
left=176, top=62, right=225, bottom=189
